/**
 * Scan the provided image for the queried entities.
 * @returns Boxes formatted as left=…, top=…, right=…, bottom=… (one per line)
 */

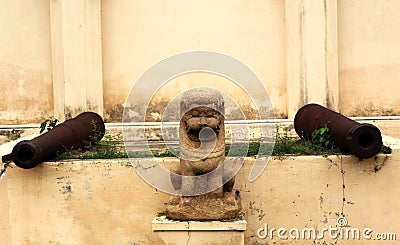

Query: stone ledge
left=152, top=215, right=247, bottom=231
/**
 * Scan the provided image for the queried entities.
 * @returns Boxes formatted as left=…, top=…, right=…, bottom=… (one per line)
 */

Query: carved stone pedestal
left=152, top=215, right=247, bottom=245
left=166, top=192, right=240, bottom=221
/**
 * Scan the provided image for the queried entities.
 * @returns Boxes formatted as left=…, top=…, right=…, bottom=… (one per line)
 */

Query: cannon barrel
left=12, top=112, right=105, bottom=169
left=294, top=104, right=382, bottom=159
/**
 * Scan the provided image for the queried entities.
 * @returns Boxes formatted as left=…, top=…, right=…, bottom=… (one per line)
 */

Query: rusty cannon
left=294, top=103, right=382, bottom=159
left=11, top=112, right=105, bottom=169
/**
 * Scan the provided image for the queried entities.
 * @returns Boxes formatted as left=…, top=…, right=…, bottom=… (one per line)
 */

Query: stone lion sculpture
left=166, top=88, right=240, bottom=221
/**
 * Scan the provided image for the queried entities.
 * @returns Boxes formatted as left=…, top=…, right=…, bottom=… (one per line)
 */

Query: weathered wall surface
left=0, top=0, right=53, bottom=124
left=1, top=0, right=400, bottom=123
left=0, top=153, right=399, bottom=244
left=338, top=0, right=400, bottom=116
left=101, top=0, right=286, bottom=121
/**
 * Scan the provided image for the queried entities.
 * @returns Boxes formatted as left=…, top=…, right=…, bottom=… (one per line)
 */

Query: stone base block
left=165, top=192, right=240, bottom=221
left=152, top=215, right=247, bottom=245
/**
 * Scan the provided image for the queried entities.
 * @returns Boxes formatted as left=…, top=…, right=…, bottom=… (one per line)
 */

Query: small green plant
left=310, top=124, right=337, bottom=150
left=39, top=118, right=59, bottom=133
left=89, top=119, right=104, bottom=144
left=272, top=127, right=294, bottom=156
left=381, top=145, right=392, bottom=154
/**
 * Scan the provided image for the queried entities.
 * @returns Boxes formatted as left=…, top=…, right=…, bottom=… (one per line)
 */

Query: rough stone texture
left=166, top=192, right=240, bottom=221
left=166, top=88, right=240, bottom=221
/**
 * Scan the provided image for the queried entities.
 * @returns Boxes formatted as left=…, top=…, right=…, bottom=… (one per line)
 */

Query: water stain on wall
left=0, top=63, right=53, bottom=124
left=339, top=64, right=400, bottom=116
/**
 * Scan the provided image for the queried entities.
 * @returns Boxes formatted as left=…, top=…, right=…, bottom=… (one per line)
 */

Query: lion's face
left=182, top=106, right=223, bottom=143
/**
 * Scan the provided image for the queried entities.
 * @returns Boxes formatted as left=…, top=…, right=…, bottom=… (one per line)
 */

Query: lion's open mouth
left=187, top=127, right=218, bottom=142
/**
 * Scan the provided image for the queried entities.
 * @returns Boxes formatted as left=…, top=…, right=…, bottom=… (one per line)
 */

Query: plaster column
left=50, top=0, right=103, bottom=120
left=286, top=0, right=339, bottom=118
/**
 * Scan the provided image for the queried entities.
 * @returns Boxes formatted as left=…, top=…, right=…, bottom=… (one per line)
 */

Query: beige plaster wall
left=101, top=0, right=287, bottom=121
left=0, top=153, right=399, bottom=244
left=338, top=0, right=400, bottom=116
left=1, top=0, right=400, bottom=124
left=0, top=0, right=53, bottom=124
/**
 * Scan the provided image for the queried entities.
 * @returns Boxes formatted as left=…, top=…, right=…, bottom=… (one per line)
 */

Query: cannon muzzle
left=12, top=112, right=105, bottom=169
left=294, top=104, right=382, bottom=159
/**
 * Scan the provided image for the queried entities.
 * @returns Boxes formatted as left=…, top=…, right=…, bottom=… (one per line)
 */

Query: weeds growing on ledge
left=271, top=125, right=341, bottom=157
left=54, top=127, right=392, bottom=160
left=56, top=132, right=127, bottom=160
